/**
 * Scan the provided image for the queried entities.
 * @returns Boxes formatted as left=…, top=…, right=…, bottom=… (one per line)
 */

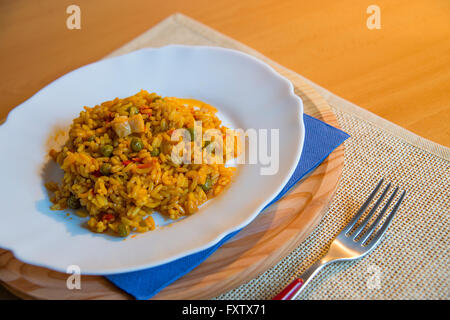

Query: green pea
left=100, top=145, right=114, bottom=157
left=100, top=163, right=111, bottom=176
left=87, top=135, right=95, bottom=142
left=200, top=177, right=213, bottom=193
left=150, top=148, right=160, bottom=157
left=129, top=106, right=139, bottom=116
left=67, top=195, right=81, bottom=209
left=130, top=138, right=143, bottom=152
left=117, top=223, right=129, bottom=237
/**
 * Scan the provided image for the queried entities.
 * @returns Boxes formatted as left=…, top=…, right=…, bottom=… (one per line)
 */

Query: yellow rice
left=46, top=90, right=236, bottom=237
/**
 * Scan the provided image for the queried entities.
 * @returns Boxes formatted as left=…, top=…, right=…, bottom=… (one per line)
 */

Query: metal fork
left=273, top=179, right=406, bottom=300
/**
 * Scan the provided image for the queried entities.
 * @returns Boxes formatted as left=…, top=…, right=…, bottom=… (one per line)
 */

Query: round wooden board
left=0, top=62, right=345, bottom=300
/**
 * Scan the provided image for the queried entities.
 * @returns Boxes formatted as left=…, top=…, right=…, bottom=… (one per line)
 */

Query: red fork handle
left=272, top=278, right=304, bottom=300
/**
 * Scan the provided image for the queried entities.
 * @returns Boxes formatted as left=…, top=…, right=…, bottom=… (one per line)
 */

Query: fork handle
left=272, top=260, right=325, bottom=300
left=272, top=278, right=304, bottom=300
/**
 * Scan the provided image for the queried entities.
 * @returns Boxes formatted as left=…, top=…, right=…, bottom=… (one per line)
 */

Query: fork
left=273, top=179, right=406, bottom=300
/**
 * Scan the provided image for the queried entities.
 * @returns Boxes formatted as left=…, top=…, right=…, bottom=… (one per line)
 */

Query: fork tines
left=343, top=179, right=406, bottom=246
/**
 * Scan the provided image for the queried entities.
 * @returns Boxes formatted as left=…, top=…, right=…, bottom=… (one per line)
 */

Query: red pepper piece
left=101, top=213, right=115, bottom=222
left=137, top=163, right=153, bottom=169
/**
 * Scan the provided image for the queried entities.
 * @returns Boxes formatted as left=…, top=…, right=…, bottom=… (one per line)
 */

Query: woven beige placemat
left=2, top=13, right=448, bottom=300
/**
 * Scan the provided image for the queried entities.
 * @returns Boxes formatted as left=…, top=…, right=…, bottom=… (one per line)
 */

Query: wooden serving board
left=0, top=53, right=344, bottom=300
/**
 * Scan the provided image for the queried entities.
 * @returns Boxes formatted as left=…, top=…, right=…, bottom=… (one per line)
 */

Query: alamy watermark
left=66, top=265, right=81, bottom=290
left=167, top=121, right=279, bottom=175
left=66, top=5, right=81, bottom=30
left=366, top=5, right=381, bottom=30
left=366, top=264, right=382, bottom=289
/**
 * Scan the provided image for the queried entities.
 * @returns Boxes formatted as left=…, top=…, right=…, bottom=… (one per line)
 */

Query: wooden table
left=0, top=0, right=448, bottom=300
left=1, top=0, right=449, bottom=145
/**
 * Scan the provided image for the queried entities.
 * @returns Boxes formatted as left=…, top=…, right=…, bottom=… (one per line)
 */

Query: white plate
left=0, top=45, right=304, bottom=275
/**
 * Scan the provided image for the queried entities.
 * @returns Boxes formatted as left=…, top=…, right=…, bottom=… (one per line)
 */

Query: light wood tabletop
left=0, top=0, right=449, bottom=146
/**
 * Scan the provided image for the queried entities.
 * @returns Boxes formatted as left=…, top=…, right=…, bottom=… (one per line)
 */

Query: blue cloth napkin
left=106, top=114, right=349, bottom=300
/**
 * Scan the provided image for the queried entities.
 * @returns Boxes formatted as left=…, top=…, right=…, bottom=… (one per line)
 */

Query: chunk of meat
left=129, top=114, right=145, bottom=133
left=112, top=116, right=131, bottom=138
